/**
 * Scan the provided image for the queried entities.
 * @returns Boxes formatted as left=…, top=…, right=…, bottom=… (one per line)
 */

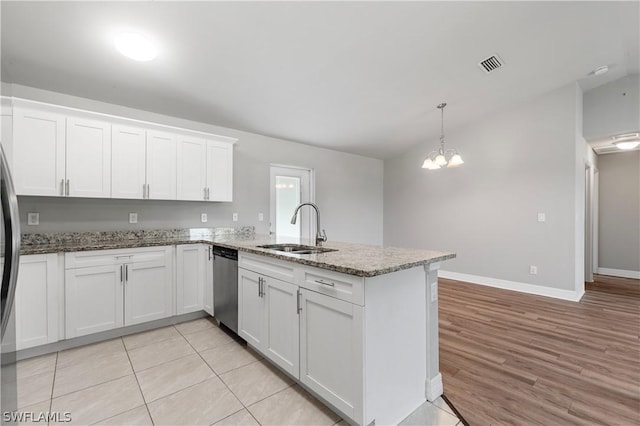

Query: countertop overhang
left=20, top=229, right=456, bottom=277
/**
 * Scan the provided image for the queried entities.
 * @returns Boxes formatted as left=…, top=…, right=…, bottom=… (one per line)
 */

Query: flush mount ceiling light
left=422, top=103, right=464, bottom=170
left=612, top=133, right=640, bottom=150
left=114, top=32, right=157, bottom=62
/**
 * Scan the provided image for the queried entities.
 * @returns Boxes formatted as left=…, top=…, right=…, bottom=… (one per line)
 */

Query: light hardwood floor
left=439, top=274, right=640, bottom=426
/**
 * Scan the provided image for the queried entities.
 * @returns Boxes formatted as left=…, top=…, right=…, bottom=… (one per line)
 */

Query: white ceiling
left=2, top=1, right=638, bottom=159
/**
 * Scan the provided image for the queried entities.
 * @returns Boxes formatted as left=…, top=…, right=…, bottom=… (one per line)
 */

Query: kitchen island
left=20, top=228, right=455, bottom=425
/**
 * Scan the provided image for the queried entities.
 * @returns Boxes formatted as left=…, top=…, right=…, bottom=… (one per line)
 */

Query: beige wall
left=384, top=83, right=584, bottom=296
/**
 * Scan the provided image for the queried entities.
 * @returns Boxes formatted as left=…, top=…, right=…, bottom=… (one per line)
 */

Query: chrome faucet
left=290, top=202, right=327, bottom=246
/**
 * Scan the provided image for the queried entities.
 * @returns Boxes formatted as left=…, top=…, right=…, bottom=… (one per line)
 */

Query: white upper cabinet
left=177, top=136, right=207, bottom=201
left=112, top=124, right=146, bottom=199
left=146, top=130, right=177, bottom=200
left=66, top=116, right=112, bottom=198
left=9, top=99, right=235, bottom=201
left=206, top=140, right=233, bottom=202
left=13, top=106, right=66, bottom=196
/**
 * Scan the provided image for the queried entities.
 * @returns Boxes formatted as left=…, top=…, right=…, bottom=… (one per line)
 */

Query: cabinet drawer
left=299, top=266, right=364, bottom=306
left=65, top=246, right=172, bottom=269
left=238, top=252, right=297, bottom=283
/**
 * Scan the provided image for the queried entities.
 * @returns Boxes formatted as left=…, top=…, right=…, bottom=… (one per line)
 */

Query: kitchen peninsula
left=19, top=228, right=455, bottom=425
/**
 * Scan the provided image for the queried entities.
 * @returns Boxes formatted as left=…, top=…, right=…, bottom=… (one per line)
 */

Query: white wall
left=8, top=84, right=384, bottom=245
left=597, top=151, right=640, bottom=276
left=384, top=83, right=585, bottom=300
left=583, top=74, right=640, bottom=140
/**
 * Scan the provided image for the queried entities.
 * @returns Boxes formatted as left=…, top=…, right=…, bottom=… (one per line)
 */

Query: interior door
left=270, top=165, right=313, bottom=240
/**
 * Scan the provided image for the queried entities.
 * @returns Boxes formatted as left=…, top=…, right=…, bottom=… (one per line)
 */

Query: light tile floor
left=16, top=318, right=462, bottom=425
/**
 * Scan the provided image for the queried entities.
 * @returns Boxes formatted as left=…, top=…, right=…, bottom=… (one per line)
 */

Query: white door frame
left=269, top=164, right=315, bottom=240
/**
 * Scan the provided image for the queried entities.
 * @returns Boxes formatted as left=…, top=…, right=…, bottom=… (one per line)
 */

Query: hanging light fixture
left=422, top=102, right=464, bottom=170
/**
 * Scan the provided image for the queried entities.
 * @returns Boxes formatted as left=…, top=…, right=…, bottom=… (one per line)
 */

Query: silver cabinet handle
left=208, top=246, right=212, bottom=260
left=257, top=277, right=262, bottom=298
left=315, top=279, right=335, bottom=287
left=204, top=187, right=207, bottom=200
left=147, top=184, right=150, bottom=199
left=297, top=289, right=302, bottom=314
left=60, top=179, right=65, bottom=196
left=65, top=179, right=70, bottom=196
left=125, top=264, right=129, bottom=282
left=120, top=265, right=124, bottom=283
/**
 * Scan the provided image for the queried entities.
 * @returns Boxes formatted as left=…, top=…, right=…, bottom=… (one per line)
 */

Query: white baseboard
left=596, top=268, right=640, bottom=280
left=425, top=373, right=443, bottom=402
left=438, top=270, right=584, bottom=302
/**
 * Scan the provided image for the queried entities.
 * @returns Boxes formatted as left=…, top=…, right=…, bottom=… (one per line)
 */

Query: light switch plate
left=201, top=213, right=208, bottom=223
left=430, top=282, right=438, bottom=302
left=529, top=265, right=538, bottom=275
left=27, top=212, right=39, bottom=226
left=233, top=213, right=238, bottom=222
left=537, top=213, right=546, bottom=222
left=129, top=213, right=138, bottom=224
left=258, top=212, right=264, bottom=222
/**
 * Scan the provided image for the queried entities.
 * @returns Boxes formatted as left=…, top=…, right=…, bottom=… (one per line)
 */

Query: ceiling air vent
left=478, top=54, right=504, bottom=74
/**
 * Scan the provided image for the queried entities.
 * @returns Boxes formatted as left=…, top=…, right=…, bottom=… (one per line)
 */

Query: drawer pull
left=315, top=279, right=335, bottom=287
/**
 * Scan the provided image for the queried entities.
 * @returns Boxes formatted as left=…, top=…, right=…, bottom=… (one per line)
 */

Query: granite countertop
left=20, top=228, right=455, bottom=277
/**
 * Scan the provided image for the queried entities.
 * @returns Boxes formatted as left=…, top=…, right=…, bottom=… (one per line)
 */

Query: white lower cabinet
left=299, top=288, right=363, bottom=422
left=65, top=264, right=123, bottom=338
left=65, top=246, right=174, bottom=339
left=204, top=245, right=214, bottom=316
left=238, top=268, right=300, bottom=377
left=124, top=250, right=174, bottom=325
left=15, top=254, right=60, bottom=350
left=176, top=244, right=205, bottom=314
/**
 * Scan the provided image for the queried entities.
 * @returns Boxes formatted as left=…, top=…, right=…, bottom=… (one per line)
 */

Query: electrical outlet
left=129, top=213, right=138, bottom=224
left=430, top=282, right=438, bottom=302
left=201, top=213, right=208, bottom=223
left=529, top=265, right=538, bottom=275
left=27, top=212, right=39, bottom=226
left=537, top=213, right=546, bottom=223
left=258, top=212, right=264, bottom=222
left=232, top=213, right=238, bottom=222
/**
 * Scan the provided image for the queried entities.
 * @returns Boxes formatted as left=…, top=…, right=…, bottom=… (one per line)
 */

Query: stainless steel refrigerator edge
left=1, top=143, right=20, bottom=425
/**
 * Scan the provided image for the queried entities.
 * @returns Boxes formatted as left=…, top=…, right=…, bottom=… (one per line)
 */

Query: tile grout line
left=48, top=351, right=58, bottom=426
left=122, top=335, right=156, bottom=426
left=179, top=322, right=257, bottom=425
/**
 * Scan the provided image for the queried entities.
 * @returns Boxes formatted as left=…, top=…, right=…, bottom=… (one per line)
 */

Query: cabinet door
left=238, top=268, right=265, bottom=348
left=146, top=130, right=177, bottom=200
left=263, top=277, right=300, bottom=378
left=204, top=246, right=214, bottom=316
left=66, top=116, right=111, bottom=198
left=299, top=289, right=364, bottom=424
left=176, top=245, right=205, bottom=314
left=206, top=140, right=233, bottom=202
left=65, top=265, right=124, bottom=338
left=15, top=254, right=59, bottom=350
left=112, top=125, right=146, bottom=199
left=177, top=136, right=206, bottom=201
left=125, top=248, right=174, bottom=325
left=12, top=107, right=66, bottom=196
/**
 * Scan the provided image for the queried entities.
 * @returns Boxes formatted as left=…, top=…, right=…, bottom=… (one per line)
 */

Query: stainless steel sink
left=257, top=244, right=337, bottom=255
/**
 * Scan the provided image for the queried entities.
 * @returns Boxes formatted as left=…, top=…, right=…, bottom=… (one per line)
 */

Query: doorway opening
left=269, top=165, right=314, bottom=240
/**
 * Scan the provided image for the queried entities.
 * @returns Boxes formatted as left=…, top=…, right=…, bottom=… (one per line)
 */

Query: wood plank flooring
left=439, top=274, right=640, bottom=425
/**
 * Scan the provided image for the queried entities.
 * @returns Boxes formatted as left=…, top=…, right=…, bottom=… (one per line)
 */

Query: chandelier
left=422, top=102, right=464, bottom=170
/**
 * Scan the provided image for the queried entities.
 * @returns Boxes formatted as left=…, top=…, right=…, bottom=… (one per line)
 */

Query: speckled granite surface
left=21, top=227, right=455, bottom=277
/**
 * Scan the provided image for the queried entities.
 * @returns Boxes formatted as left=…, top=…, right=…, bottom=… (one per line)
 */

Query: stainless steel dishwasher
left=212, top=246, right=238, bottom=334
